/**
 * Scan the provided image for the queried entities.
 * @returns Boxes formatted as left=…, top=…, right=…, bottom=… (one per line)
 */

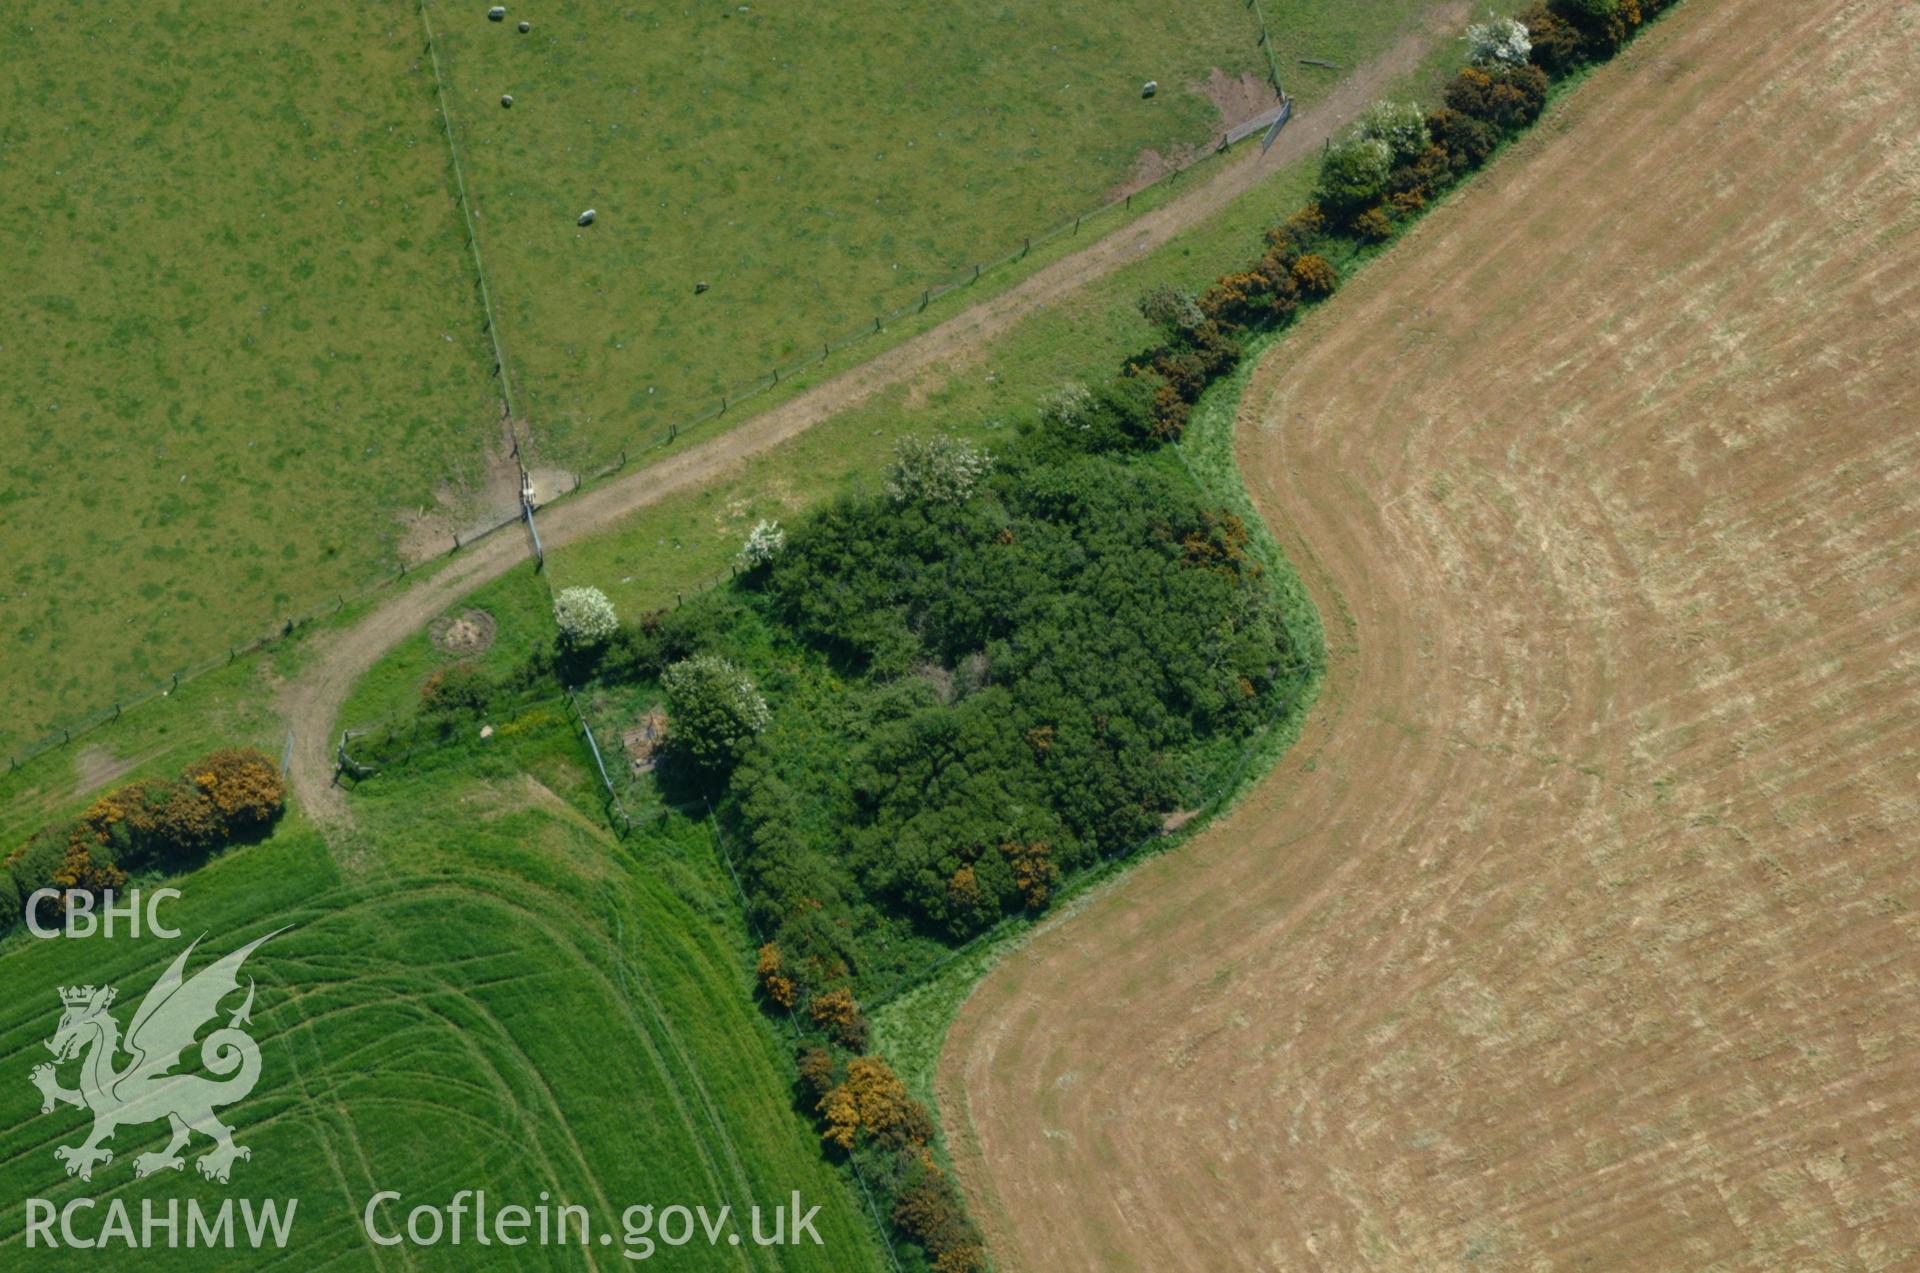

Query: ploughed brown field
left=939, top=0, right=1920, bottom=1267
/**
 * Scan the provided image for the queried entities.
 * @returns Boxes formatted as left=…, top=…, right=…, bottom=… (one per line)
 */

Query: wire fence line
left=11, top=4, right=1289, bottom=785
left=515, top=491, right=648, bottom=833
left=3, top=501, right=536, bottom=778
left=564, top=686, right=639, bottom=833
left=1248, top=0, right=1289, bottom=95
left=543, top=103, right=1292, bottom=498
left=330, top=608, right=1314, bottom=1021
left=337, top=679, right=640, bottom=835
left=417, top=0, right=525, bottom=462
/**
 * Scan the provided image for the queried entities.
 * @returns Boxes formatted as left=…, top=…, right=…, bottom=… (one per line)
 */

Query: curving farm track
left=940, top=0, right=1920, bottom=1267
left=280, top=3, right=1469, bottom=821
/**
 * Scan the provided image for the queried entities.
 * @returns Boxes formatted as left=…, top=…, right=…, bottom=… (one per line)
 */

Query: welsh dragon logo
left=29, top=929, right=286, bottom=1184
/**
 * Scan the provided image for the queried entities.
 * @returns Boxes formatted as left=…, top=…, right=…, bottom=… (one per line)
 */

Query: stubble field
left=940, top=0, right=1920, bottom=1266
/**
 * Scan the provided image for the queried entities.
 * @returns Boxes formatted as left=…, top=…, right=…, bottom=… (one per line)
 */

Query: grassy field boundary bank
left=700, top=808, right=911, bottom=1273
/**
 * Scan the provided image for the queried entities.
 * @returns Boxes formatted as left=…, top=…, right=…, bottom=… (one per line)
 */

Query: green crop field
left=0, top=724, right=888, bottom=1270
left=0, top=4, right=1482, bottom=1266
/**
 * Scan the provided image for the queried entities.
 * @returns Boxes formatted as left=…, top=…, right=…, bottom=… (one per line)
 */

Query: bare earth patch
left=525, top=465, right=574, bottom=507
left=1108, top=144, right=1201, bottom=202
left=1197, top=67, right=1283, bottom=130
left=621, top=707, right=669, bottom=774
left=1113, top=70, right=1282, bottom=201
left=430, top=608, right=497, bottom=656
left=941, top=0, right=1920, bottom=1268
left=70, top=745, right=137, bottom=800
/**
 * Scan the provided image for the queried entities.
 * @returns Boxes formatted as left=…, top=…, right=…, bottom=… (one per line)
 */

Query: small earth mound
left=431, top=609, right=497, bottom=656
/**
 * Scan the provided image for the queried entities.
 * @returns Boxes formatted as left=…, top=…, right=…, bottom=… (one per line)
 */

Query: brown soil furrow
left=939, top=0, right=1920, bottom=1267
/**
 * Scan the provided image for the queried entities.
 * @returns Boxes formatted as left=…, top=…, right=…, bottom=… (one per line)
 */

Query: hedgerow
left=3, top=747, right=286, bottom=931
left=375, top=4, right=1684, bottom=1263
left=1120, top=0, right=1678, bottom=441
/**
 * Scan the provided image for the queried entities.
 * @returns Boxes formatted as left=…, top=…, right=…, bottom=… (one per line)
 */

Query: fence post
left=1023, top=236, right=1030, bottom=257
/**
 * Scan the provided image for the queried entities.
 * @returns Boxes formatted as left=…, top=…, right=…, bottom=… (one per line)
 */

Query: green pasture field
left=430, top=0, right=1359, bottom=463
left=0, top=726, right=888, bottom=1271
left=0, top=0, right=1507, bottom=865
left=538, top=0, right=1529, bottom=618
left=0, top=4, right=502, bottom=759
left=0, top=12, right=1532, bottom=1264
left=540, top=161, right=1324, bottom=612
left=0, top=0, right=1461, bottom=770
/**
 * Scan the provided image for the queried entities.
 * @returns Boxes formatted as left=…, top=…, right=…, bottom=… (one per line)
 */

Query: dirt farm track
left=940, top=0, right=1920, bottom=1267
